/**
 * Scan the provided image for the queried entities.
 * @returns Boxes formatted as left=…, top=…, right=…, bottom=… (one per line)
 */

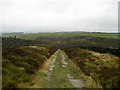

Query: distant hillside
left=2, top=32, right=119, bottom=39
left=1, top=33, right=120, bottom=56
left=2, top=32, right=24, bottom=35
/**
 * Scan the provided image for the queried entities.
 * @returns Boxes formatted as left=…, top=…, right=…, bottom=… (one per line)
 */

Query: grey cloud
left=1, top=0, right=119, bottom=33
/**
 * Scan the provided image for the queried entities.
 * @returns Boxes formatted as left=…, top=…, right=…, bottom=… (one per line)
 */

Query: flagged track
left=45, top=49, right=85, bottom=88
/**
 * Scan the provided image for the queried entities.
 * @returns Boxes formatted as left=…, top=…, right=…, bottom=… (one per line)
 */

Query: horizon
left=1, top=0, right=119, bottom=33
left=2, top=30, right=119, bottom=34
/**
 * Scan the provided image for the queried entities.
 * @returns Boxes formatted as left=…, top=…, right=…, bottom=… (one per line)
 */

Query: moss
left=39, top=72, right=48, bottom=76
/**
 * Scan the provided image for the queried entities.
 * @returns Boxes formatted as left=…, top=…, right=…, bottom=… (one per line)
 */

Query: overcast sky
left=1, top=0, right=119, bottom=33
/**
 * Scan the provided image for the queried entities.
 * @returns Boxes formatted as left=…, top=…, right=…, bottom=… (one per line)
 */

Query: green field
left=3, top=32, right=119, bottom=39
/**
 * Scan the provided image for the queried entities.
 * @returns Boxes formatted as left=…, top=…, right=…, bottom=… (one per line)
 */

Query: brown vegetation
left=63, top=47, right=119, bottom=88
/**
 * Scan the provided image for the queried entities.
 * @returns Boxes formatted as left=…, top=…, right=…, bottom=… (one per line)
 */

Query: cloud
left=1, top=0, right=119, bottom=32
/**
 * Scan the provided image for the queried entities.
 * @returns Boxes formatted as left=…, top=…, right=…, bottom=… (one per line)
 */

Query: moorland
left=1, top=32, right=120, bottom=88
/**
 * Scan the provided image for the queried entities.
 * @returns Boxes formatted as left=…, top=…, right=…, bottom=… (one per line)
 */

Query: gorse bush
left=2, top=45, right=56, bottom=88
left=64, top=47, right=119, bottom=88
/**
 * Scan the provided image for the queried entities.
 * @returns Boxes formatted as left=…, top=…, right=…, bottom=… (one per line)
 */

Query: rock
left=62, top=60, right=68, bottom=65
left=48, top=72, right=52, bottom=75
left=64, top=63, right=66, bottom=64
left=51, top=62, right=54, bottom=64
left=63, top=62, right=68, bottom=65
left=68, top=79, right=85, bottom=88
left=67, top=74, right=74, bottom=79
left=62, top=65, right=66, bottom=68
left=49, top=65, right=55, bottom=68
left=49, top=67, right=53, bottom=71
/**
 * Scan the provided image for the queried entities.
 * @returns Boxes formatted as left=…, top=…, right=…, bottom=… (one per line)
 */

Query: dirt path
left=45, top=50, right=85, bottom=88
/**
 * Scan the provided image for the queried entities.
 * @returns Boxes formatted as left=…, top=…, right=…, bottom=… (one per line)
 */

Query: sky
left=1, top=0, right=119, bottom=33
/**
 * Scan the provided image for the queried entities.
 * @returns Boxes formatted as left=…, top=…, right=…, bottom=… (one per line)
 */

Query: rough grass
left=64, top=48, right=119, bottom=88
left=29, top=50, right=59, bottom=88
left=2, top=45, right=55, bottom=88
left=39, top=72, right=48, bottom=77
left=62, top=50, right=102, bottom=88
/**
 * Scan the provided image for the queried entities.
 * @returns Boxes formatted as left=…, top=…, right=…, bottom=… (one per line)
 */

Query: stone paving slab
left=68, top=79, right=85, bottom=88
left=46, top=50, right=85, bottom=88
left=62, top=65, right=66, bottom=68
left=67, top=74, right=74, bottom=79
